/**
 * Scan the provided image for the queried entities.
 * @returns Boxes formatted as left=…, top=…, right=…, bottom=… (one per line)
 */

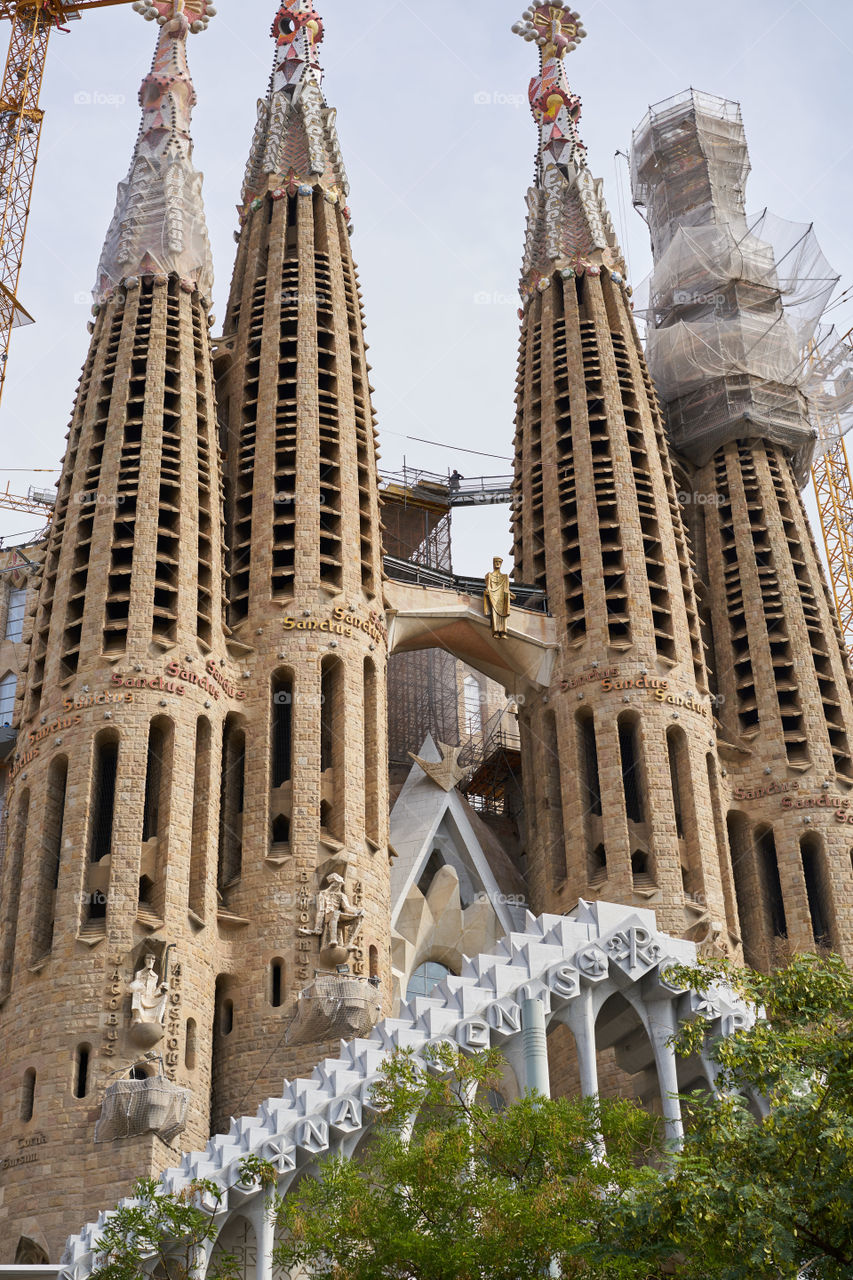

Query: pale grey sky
left=1, top=0, right=852, bottom=576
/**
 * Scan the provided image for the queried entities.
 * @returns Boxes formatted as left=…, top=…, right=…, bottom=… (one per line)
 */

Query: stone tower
left=632, top=90, right=853, bottom=968
left=211, top=0, right=390, bottom=1122
left=509, top=5, right=739, bottom=951
left=0, top=1, right=231, bottom=1261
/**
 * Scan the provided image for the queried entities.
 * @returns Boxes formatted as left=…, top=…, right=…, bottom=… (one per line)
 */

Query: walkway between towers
left=380, top=467, right=515, bottom=510
left=384, top=573, right=556, bottom=698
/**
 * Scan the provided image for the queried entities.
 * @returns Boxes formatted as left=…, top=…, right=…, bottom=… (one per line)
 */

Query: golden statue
left=484, top=556, right=514, bottom=638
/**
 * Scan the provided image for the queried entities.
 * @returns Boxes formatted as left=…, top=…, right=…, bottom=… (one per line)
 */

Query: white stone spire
left=239, top=1, right=349, bottom=219
left=94, top=0, right=215, bottom=303
left=513, top=2, right=624, bottom=301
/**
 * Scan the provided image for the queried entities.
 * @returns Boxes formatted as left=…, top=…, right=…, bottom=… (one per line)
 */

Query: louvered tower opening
left=579, top=294, right=630, bottom=648
left=553, top=280, right=585, bottom=641
left=767, top=446, right=853, bottom=779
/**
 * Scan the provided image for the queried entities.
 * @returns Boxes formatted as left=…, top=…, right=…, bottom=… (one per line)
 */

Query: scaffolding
left=631, top=89, right=848, bottom=485
left=459, top=704, right=522, bottom=818
left=382, top=475, right=460, bottom=775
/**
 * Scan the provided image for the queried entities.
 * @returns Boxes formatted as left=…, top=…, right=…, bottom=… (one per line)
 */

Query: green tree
left=274, top=1043, right=662, bottom=1280
left=608, top=952, right=853, bottom=1280
left=88, top=1176, right=237, bottom=1280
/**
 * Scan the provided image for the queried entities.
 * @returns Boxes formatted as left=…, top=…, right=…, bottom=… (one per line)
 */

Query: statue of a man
left=298, top=872, right=364, bottom=952
left=484, top=556, right=514, bottom=638
left=129, top=953, right=169, bottom=1026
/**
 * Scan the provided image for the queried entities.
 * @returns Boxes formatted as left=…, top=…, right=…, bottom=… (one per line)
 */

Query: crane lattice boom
left=811, top=328, right=853, bottom=650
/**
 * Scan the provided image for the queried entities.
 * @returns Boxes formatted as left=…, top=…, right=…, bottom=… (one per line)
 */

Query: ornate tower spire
left=0, top=2, right=235, bottom=1258
left=512, top=4, right=622, bottom=300
left=240, top=1, right=348, bottom=217
left=509, top=5, right=741, bottom=983
left=95, top=0, right=214, bottom=301
left=212, top=0, right=388, bottom=1125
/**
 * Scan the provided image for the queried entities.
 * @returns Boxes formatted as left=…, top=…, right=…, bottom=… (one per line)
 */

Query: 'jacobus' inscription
left=103, top=954, right=124, bottom=1059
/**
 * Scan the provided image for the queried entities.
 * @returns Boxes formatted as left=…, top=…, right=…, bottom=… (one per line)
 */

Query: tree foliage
left=274, top=1043, right=662, bottom=1280
left=89, top=955, right=853, bottom=1280
left=610, top=952, right=853, bottom=1280
left=88, top=1176, right=236, bottom=1280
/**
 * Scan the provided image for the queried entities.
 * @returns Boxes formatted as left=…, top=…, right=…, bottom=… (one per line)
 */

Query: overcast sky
left=1, top=0, right=852, bottom=576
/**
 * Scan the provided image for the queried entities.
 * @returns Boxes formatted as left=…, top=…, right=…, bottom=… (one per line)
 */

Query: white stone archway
left=62, top=901, right=752, bottom=1277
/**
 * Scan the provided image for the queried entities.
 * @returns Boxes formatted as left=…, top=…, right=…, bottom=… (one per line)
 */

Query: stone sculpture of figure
left=298, top=872, right=364, bottom=952
left=484, top=556, right=514, bottom=638
left=129, top=953, right=169, bottom=1026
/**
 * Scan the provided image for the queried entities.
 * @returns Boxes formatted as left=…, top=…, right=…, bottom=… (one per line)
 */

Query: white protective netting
left=286, top=974, right=382, bottom=1048
left=631, top=89, right=851, bottom=483
left=94, top=1077, right=190, bottom=1144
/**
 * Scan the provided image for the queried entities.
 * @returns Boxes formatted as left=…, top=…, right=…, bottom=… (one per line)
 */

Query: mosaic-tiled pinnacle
left=513, top=2, right=623, bottom=299
left=240, top=0, right=349, bottom=216
left=94, top=1, right=215, bottom=302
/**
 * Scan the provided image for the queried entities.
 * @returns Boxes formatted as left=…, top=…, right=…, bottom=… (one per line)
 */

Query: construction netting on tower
left=631, top=89, right=853, bottom=484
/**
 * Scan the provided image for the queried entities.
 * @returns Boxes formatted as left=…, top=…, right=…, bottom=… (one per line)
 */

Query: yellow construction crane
left=0, top=1, right=135, bottom=404
left=810, top=327, right=853, bottom=650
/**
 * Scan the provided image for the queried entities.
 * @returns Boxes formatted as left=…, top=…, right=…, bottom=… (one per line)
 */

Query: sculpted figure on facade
left=129, top=953, right=170, bottom=1027
left=484, top=556, right=514, bottom=638
left=299, top=872, right=365, bottom=952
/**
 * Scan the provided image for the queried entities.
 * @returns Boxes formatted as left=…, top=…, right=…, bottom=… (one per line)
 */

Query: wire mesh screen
left=286, top=974, right=382, bottom=1047
left=94, top=1077, right=190, bottom=1144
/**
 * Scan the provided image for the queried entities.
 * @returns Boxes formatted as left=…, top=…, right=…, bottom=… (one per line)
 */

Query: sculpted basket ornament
left=285, top=973, right=382, bottom=1047
left=94, top=1076, right=190, bottom=1144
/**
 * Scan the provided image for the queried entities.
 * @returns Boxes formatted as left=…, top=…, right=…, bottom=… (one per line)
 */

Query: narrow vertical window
left=74, top=1045, right=90, bottom=1100
left=32, top=755, right=67, bottom=962
left=271, top=671, right=293, bottom=787
left=544, top=710, right=566, bottom=887
left=668, top=726, right=703, bottom=901
left=463, top=676, right=483, bottom=736
left=364, top=658, right=379, bottom=846
left=756, top=825, right=787, bottom=940
left=189, top=717, right=212, bottom=919
left=185, top=1018, right=197, bottom=1070
left=89, top=735, right=118, bottom=867
left=801, top=834, right=833, bottom=950
left=0, top=790, right=28, bottom=995
left=218, top=715, right=245, bottom=891
left=21, top=1068, right=35, bottom=1123
left=222, top=999, right=234, bottom=1036
left=576, top=709, right=604, bottom=883
left=618, top=714, right=646, bottom=825
left=270, top=959, right=284, bottom=1008
left=369, top=945, right=379, bottom=980
left=320, top=657, right=344, bottom=837
left=142, top=720, right=166, bottom=843
left=0, top=671, right=18, bottom=726
left=4, top=588, right=26, bottom=642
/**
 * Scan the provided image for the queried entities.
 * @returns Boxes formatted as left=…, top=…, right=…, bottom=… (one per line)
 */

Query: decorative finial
left=512, top=3, right=587, bottom=57
left=272, top=1, right=324, bottom=49
left=131, top=0, right=216, bottom=34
